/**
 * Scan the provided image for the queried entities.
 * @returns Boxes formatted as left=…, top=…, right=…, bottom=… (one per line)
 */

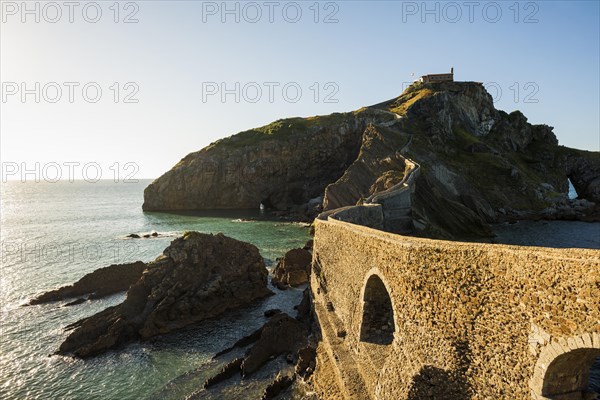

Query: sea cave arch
left=359, top=273, right=395, bottom=345
left=567, top=176, right=580, bottom=200
left=531, top=336, right=600, bottom=399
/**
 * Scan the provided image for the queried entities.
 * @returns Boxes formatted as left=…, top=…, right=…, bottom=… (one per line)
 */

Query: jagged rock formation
left=201, top=312, right=310, bottom=389
left=261, top=371, right=296, bottom=400
left=240, top=313, right=309, bottom=376
left=28, top=261, right=146, bottom=305
left=200, top=288, right=315, bottom=397
left=143, top=81, right=600, bottom=238
left=203, top=312, right=310, bottom=392
left=58, top=232, right=272, bottom=358
left=272, top=248, right=312, bottom=288
left=322, top=124, right=409, bottom=211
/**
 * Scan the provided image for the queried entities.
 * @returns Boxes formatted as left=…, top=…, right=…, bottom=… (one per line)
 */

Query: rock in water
left=264, top=308, right=282, bottom=317
left=202, top=312, right=310, bottom=392
left=241, top=313, right=309, bottom=376
left=295, top=345, right=317, bottom=377
left=203, top=358, right=244, bottom=389
left=58, top=232, right=273, bottom=358
left=262, top=371, right=296, bottom=400
left=63, top=298, right=87, bottom=307
left=28, top=261, right=146, bottom=305
left=272, top=248, right=312, bottom=288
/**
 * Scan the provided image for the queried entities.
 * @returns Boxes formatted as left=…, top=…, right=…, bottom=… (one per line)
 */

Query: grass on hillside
left=389, top=88, right=434, bottom=116
left=211, top=113, right=353, bottom=148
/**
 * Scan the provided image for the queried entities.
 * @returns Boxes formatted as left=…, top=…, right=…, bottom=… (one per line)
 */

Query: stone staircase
left=312, top=277, right=373, bottom=400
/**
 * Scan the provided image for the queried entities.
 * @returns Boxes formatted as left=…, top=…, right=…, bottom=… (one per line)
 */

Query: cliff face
left=144, top=81, right=599, bottom=238
left=322, top=123, right=409, bottom=211
left=143, top=110, right=395, bottom=211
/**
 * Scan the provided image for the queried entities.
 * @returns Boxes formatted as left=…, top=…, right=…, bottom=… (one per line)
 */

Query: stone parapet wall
left=321, top=204, right=384, bottom=231
left=367, top=159, right=419, bottom=234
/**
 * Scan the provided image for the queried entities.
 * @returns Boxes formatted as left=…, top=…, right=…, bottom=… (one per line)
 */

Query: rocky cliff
left=144, top=81, right=599, bottom=238
left=58, top=232, right=272, bottom=357
left=143, top=110, right=396, bottom=212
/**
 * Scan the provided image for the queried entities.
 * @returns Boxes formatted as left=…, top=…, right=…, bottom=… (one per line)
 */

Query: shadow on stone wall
left=407, top=340, right=472, bottom=399
left=588, top=356, right=600, bottom=396
left=406, top=365, right=470, bottom=400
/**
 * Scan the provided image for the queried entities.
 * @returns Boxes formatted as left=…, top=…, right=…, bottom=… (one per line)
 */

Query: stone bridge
left=310, top=213, right=600, bottom=399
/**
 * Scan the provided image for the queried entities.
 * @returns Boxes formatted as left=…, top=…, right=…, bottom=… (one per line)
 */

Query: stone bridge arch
left=530, top=333, right=600, bottom=399
left=359, top=269, right=396, bottom=345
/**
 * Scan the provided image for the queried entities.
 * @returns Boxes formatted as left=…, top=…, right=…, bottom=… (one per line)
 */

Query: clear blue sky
left=1, top=1, right=599, bottom=180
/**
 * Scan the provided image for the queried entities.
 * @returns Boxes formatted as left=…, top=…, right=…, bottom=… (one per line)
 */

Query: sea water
left=0, top=180, right=310, bottom=399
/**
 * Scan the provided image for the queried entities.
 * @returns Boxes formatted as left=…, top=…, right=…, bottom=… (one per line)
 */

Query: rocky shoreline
left=271, top=247, right=313, bottom=289
left=45, top=230, right=319, bottom=397
left=496, top=198, right=600, bottom=223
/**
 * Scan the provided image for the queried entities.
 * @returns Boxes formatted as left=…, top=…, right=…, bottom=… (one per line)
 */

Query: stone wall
left=319, top=204, right=384, bottom=231
left=366, top=159, right=419, bottom=234
left=311, top=217, right=600, bottom=399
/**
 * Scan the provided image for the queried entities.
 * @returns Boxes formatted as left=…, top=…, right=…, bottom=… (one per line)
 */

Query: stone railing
left=321, top=158, right=420, bottom=234
left=365, top=158, right=420, bottom=204
left=365, top=159, right=420, bottom=233
left=317, top=203, right=384, bottom=230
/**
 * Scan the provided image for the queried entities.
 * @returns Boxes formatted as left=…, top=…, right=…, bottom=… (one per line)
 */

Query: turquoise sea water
left=0, top=180, right=310, bottom=400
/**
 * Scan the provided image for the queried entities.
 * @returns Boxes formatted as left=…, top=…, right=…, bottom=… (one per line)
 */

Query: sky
left=1, top=0, right=599, bottom=180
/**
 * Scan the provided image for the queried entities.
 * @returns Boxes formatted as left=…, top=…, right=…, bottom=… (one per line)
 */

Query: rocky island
left=58, top=232, right=273, bottom=358
left=143, top=81, right=599, bottom=238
